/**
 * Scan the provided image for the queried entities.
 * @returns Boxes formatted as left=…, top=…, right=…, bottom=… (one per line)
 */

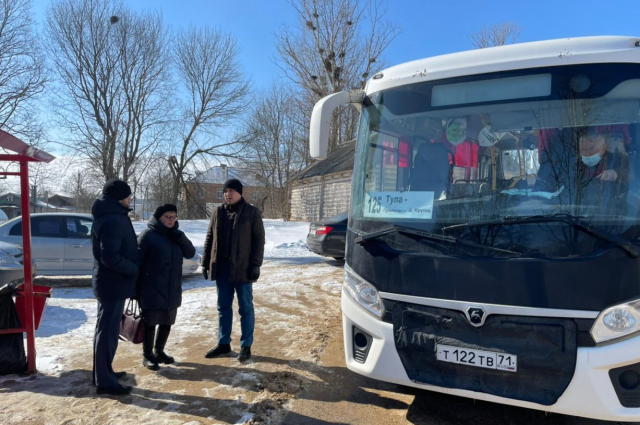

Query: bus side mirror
left=310, top=90, right=365, bottom=160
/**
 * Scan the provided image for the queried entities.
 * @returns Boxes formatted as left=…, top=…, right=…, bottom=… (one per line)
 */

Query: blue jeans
left=215, top=262, right=254, bottom=347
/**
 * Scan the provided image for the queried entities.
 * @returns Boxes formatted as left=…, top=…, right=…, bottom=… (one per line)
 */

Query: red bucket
left=15, top=285, right=52, bottom=331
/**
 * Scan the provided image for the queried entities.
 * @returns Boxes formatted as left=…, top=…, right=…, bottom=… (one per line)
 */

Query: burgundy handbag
left=119, top=299, right=145, bottom=344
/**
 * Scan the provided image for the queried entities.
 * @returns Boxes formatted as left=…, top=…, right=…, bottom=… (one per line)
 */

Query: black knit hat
left=153, top=204, right=177, bottom=219
left=102, top=179, right=132, bottom=201
left=223, top=178, right=243, bottom=195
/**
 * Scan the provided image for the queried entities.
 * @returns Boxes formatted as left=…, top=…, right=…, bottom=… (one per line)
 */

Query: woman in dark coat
left=137, top=204, right=196, bottom=370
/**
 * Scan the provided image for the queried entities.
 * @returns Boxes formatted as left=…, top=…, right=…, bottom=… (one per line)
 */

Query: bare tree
left=168, top=26, right=251, bottom=210
left=0, top=178, right=9, bottom=196
left=46, top=0, right=170, bottom=182
left=242, top=83, right=308, bottom=218
left=64, top=168, right=100, bottom=212
left=470, top=22, right=522, bottom=49
left=113, top=10, right=171, bottom=181
left=137, top=155, right=175, bottom=216
left=0, top=0, right=46, bottom=137
left=28, top=157, right=59, bottom=212
left=275, top=0, right=398, bottom=151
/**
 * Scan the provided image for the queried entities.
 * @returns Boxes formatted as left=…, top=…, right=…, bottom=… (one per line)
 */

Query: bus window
left=364, top=132, right=400, bottom=193
left=410, top=142, right=451, bottom=197
left=502, top=149, right=539, bottom=180
left=453, top=140, right=479, bottom=182
left=364, top=132, right=414, bottom=193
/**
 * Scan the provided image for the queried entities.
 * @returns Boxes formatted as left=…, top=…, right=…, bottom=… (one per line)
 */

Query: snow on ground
left=0, top=219, right=345, bottom=425
left=28, top=219, right=325, bottom=374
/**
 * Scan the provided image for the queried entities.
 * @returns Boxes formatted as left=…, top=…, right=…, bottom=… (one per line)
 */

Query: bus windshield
left=350, top=64, right=640, bottom=258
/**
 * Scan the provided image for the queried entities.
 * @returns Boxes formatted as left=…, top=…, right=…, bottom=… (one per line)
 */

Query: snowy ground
left=0, top=219, right=346, bottom=424
left=0, top=220, right=624, bottom=425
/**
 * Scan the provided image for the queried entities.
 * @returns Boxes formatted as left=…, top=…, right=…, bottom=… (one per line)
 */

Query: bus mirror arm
left=309, top=90, right=365, bottom=160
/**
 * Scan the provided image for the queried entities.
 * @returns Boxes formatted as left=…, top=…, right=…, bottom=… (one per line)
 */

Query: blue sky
left=30, top=0, right=640, bottom=91
left=18, top=0, right=640, bottom=191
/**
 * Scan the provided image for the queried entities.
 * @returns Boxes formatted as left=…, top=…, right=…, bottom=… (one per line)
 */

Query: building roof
left=49, top=194, right=74, bottom=202
left=294, top=140, right=355, bottom=181
left=194, top=166, right=265, bottom=186
left=0, top=192, right=72, bottom=210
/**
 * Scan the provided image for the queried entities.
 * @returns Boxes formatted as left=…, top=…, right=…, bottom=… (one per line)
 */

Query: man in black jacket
left=202, top=179, right=265, bottom=362
left=91, top=179, right=138, bottom=395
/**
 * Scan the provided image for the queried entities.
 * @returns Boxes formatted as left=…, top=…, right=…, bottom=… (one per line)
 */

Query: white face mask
left=581, top=153, right=601, bottom=167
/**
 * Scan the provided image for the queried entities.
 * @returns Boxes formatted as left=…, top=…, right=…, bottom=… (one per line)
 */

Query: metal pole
left=20, top=160, right=36, bottom=373
left=31, top=184, right=36, bottom=213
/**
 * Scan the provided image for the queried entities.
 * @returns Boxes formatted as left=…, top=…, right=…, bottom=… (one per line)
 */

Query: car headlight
left=343, top=264, right=385, bottom=319
left=0, top=254, right=17, bottom=266
left=590, top=299, right=640, bottom=344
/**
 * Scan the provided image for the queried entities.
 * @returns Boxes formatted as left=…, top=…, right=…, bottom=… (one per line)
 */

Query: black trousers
left=92, top=299, right=125, bottom=388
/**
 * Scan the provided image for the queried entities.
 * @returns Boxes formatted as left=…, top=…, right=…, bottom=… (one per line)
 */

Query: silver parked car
left=0, top=213, right=200, bottom=276
left=0, top=240, right=36, bottom=286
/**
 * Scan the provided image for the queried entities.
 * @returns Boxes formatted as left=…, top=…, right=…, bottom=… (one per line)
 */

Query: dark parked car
left=306, top=212, right=347, bottom=259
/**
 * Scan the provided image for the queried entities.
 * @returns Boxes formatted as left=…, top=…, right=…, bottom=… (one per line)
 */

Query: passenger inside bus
left=534, top=126, right=631, bottom=209
left=401, top=112, right=637, bottom=212
left=410, top=141, right=451, bottom=196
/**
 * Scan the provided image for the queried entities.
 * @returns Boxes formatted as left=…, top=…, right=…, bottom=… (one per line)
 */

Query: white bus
left=309, top=36, right=640, bottom=421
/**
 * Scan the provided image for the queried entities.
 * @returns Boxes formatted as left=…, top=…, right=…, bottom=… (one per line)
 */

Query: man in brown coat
left=202, top=178, right=265, bottom=361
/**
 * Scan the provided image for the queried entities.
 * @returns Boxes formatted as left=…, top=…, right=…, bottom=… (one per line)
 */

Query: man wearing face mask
left=535, top=126, right=631, bottom=202
left=579, top=128, right=628, bottom=182
left=579, top=131, right=619, bottom=181
left=578, top=128, right=630, bottom=208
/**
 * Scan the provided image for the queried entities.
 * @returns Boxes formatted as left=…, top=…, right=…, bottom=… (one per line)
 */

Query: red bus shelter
left=0, top=130, right=55, bottom=373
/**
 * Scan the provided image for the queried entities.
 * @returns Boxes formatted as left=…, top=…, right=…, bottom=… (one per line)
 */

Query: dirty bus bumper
left=341, top=289, right=640, bottom=422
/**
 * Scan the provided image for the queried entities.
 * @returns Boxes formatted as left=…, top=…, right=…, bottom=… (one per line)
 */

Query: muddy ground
left=0, top=259, right=635, bottom=425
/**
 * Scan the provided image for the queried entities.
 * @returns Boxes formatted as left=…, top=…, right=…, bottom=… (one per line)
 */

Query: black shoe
left=96, top=384, right=132, bottom=396
left=154, top=349, right=175, bottom=365
left=142, top=352, right=160, bottom=371
left=238, top=346, right=251, bottom=362
left=204, top=344, right=231, bottom=359
left=91, top=371, right=126, bottom=387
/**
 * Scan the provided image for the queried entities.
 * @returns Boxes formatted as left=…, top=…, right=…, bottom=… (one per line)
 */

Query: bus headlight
left=591, top=299, right=640, bottom=344
left=343, top=264, right=385, bottom=319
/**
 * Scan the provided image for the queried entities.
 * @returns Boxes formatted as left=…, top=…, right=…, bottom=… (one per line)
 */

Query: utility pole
left=31, top=184, right=36, bottom=213
left=144, top=186, right=149, bottom=220
left=132, top=178, right=137, bottom=218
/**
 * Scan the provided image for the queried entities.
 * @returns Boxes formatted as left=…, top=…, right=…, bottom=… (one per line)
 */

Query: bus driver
left=579, top=129, right=625, bottom=182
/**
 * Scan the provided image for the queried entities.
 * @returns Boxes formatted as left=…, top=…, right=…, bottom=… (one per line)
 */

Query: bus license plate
left=436, top=344, right=517, bottom=372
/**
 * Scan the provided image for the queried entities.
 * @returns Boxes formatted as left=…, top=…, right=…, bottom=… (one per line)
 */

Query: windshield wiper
left=354, top=225, right=522, bottom=257
left=442, top=212, right=640, bottom=259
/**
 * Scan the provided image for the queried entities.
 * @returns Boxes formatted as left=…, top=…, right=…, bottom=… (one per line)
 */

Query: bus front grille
left=392, top=302, right=578, bottom=406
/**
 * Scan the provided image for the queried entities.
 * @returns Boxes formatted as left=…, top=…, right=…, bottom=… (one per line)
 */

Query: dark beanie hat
left=223, top=178, right=243, bottom=195
left=102, top=178, right=132, bottom=200
left=153, top=204, right=177, bottom=219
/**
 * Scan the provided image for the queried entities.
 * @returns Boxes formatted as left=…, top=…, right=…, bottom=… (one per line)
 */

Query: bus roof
left=367, top=36, right=640, bottom=94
